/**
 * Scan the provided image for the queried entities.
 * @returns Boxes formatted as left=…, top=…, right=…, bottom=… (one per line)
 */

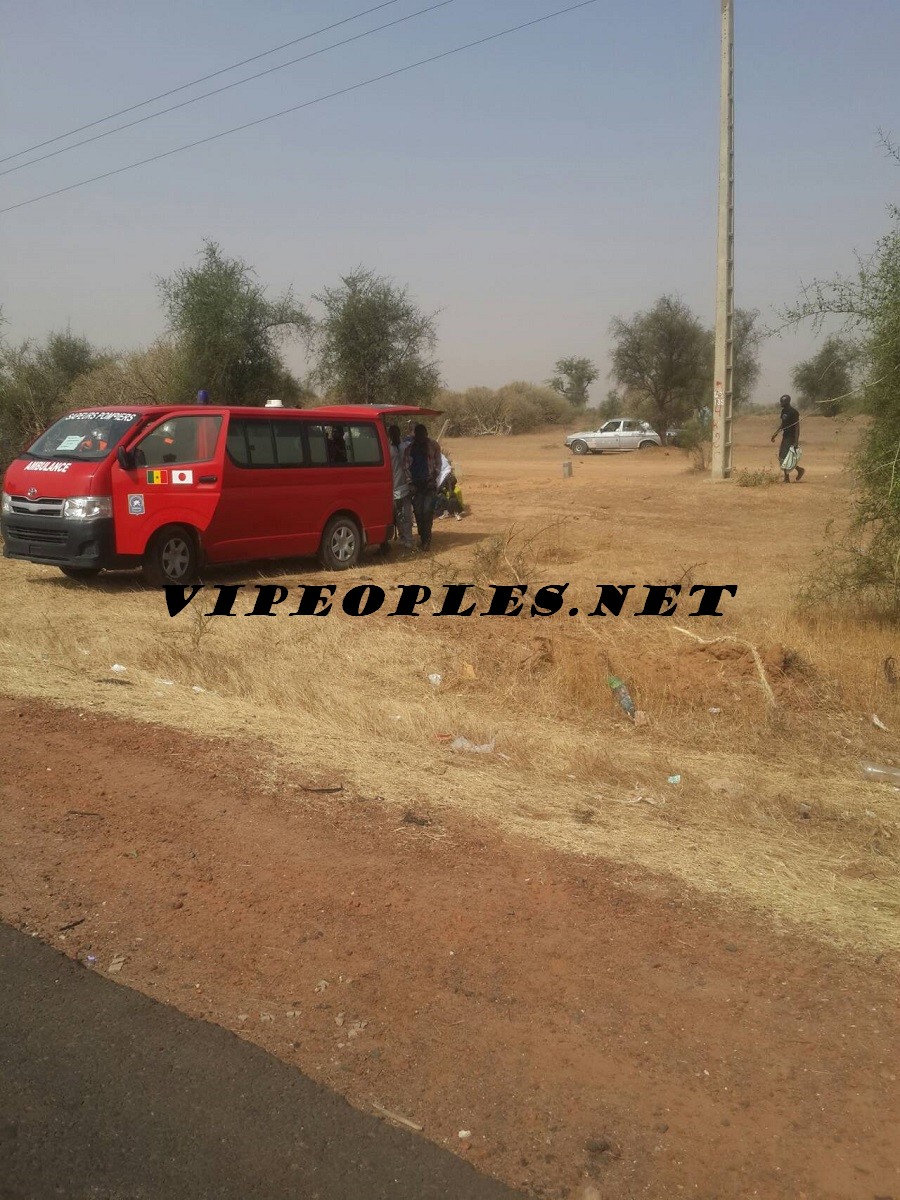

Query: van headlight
left=1, top=492, right=11, bottom=515
left=62, top=496, right=112, bottom=521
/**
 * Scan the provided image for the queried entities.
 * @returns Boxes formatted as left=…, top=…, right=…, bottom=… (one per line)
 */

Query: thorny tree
left=784, top=138, right=900, bottom=613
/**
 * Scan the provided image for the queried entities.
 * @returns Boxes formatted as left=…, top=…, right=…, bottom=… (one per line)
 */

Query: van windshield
left=26, top=411, right=141, bottom=462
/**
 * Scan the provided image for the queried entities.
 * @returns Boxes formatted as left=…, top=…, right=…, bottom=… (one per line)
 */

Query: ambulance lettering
left=24, top=461, right=72, bottom=473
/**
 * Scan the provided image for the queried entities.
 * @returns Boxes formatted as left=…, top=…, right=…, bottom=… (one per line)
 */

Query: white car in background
left=565, top=418, right=662, bottom=455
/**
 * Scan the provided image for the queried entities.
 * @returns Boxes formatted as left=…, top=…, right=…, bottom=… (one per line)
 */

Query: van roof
left=69, top=404, right=442, bottom=418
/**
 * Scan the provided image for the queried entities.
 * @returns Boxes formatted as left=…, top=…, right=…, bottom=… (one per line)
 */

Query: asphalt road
left=0, top=925, right=524, bottom=1200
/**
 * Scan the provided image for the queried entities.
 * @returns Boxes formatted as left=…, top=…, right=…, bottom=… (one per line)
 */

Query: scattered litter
left=372, top=1103, right=423, bottom=1132
left=709, top=707, right=722, bottom=715
left=347, top=1020, right=367, bottom=1039
left=450, top=736, right=495, bottom=754
left=871, top=714, right=890, bottom=732
left=107, top=954, right=126, bottom=974
left=496, top=751, right=511, bottom=761
left=285, top=1010, right=301, bottom=1018
left=110, top=664, right=127, bottom=674
left=314, top=979, right=329, bottom=993
left=391, top=714, right=402, bottom=721
left=428, top=673, right=443, bottom=688
left=667, top=774, right=682, bottom=785
left=191, top=685, right=206, bottom=694
left=608, top=674, right=636, bottom=720
left=155, top=678, right=175, bottom=687
left=859, top=760, right=900, bottom=785
left=865, top=809, right=877, bottom=819
left=58, top=917, right=85, bottom=932
left=85, top=955, right=96, bottom=965
left=78, top=647, right=89, bottom=656
left=66, top=810, right=102, bottom=819
left=237, top=1014, right=249, bottom=1022
left=300, top=783, right=344, bottom=794
left=260, top=1012, right=275, bottom=1023
left=402, top=810, right=432, bottom=827
left=633, top=709, right=649, bottom=726
left=458, top=1130, right=472, bottom=1140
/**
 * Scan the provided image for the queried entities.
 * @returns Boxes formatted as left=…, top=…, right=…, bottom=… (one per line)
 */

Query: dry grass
left=1, top=415, right=898, bottom=952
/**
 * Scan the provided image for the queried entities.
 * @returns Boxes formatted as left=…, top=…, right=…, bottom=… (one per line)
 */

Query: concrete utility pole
left=711, top=0, right=734, bottom=480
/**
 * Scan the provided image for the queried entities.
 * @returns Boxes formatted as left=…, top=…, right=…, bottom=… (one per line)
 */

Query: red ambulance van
left=1, top=404, right=437, bottom=585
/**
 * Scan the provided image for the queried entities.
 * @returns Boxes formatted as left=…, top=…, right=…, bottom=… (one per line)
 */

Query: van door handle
left=199, top=474, right=218, bottom=483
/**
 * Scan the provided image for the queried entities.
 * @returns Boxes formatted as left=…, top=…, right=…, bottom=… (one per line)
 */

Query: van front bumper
left=1, top=513, right=129, bottom=569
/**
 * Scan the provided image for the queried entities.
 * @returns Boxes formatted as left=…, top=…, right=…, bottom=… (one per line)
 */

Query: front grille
left=5, top=524, right=68, bottom=545
left=10, top=496, right=64, bottom=516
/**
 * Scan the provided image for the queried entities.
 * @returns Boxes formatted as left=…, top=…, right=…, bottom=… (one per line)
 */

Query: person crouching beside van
left=403, top=423, right=441, bottom=551
left=388, top=424, right=413, bottom=549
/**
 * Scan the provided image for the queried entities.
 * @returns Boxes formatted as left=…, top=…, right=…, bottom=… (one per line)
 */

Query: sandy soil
left=2, top=697, right=897, bottom=1200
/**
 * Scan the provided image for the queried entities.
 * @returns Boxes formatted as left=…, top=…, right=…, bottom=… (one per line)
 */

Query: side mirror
left=117, top=446, right=135, bottom=471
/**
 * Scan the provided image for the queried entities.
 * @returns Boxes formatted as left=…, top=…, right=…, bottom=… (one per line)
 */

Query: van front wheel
left=319, top=514, right=362, bottom=570
left=143, top=525, right=199, bottom=587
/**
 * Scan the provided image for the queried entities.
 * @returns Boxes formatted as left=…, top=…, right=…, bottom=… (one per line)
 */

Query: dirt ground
left=2, top=415, right=899, bottom=1198
left=1, top=697, right=898, bottom=1200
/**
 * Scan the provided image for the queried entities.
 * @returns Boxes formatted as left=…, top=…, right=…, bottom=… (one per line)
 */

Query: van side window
left=245, top=420, right=277, bottom=467
left=305, top=423, right=382, bottom=467
left=226, top=419, right=249, bottom=466
left=135, top=415, right=222, bottom=467
left=273, top=421, right=304, bottom=467
left=347, top=423, right=382, bottom=465
left=306, top=425, right=329, bottom=465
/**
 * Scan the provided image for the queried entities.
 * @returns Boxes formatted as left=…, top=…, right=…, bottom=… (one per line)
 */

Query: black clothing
left=411, top=483, right=436, bottom=549
left=778, top=405, right=800, bottom=447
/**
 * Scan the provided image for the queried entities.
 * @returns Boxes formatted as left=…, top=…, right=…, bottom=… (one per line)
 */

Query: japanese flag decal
left=171, top=469, right=194, bottom=485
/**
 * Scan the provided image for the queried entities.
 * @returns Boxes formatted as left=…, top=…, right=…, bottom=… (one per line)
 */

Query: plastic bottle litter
left=428, top=673, right=443, bottom=688
left=859, top=760, right=900, bottom=785
left=608, top=675, right=636, bottom=720
left=667, top=774, right=682, bottom=785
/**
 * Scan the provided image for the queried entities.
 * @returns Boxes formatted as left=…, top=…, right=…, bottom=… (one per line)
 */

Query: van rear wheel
left=319, top=514, right=362, bottom=570
left=143, top=525, right=199, bottom=587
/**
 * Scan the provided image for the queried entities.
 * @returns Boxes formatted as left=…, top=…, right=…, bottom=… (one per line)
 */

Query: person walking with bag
left=771, top=393, right=805, bottom=482
left=403, top=423, right=441, bottom=550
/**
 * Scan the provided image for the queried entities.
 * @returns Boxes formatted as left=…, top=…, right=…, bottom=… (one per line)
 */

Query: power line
left=0, top=0, right=458, bottom=178
left=0, top=0, right=601, bottom=217
left=0, top=0, right=404, bottom=166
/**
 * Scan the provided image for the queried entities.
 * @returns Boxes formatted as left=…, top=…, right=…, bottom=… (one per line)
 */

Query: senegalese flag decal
left=146, top=469, right=168, bottom=485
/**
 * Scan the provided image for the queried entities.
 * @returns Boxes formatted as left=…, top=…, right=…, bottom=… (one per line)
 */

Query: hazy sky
left=2, top=0, right=899, bottom=403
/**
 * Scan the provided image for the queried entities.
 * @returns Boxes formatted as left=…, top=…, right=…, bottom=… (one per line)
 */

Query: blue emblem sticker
left=128, top=494, right=145, bottom=516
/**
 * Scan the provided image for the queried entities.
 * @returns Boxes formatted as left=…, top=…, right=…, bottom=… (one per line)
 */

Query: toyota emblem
left=27, top=487, right=38, bottom=499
